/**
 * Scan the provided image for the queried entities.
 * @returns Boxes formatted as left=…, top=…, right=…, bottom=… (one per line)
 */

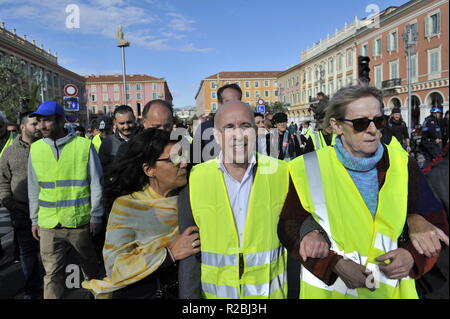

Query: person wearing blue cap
left=27, top=101, right=104, bottom=298
left=421, top=106, right=443, bottom=167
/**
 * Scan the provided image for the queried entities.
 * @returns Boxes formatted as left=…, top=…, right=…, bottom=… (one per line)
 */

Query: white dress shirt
left=217, top=153, right=256, bottom=248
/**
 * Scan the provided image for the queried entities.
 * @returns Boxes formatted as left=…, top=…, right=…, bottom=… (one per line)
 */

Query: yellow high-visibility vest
left=189, top=154, right=289, bottom=299
left=92, top=134, right=102, bottom=153
left=0, top=132, right=14, bottom=158
left=308, top=131, right=337, bottom=151
left=30, top=136, right=92, bottom=228
left=288, top=144, right=418, bottom=299
left=388, top=136, right=408, bottom=154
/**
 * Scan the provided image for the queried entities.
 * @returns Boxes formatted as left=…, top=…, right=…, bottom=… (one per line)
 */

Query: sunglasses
left=338, top=115, right=386, bottom=132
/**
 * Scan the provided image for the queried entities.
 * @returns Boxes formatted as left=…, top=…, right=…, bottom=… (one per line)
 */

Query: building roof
left=276, top=63, right=302, bottom=78
left=205, top=71, right=281, bottom=80
left=85, top=74, right=164, bottom=83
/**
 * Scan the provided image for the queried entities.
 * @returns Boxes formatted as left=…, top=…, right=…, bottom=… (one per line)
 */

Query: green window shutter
left=425, top=16, right=429, bottom=37
left=437, top=12, right=441, bottom=34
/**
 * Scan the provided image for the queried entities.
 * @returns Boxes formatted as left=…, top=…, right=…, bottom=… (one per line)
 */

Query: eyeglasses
left=337, top=115, right=386, bottom=132
left=155, top=153, right=189, bottom=166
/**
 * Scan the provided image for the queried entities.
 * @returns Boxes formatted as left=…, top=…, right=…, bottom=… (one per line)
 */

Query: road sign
left=64, top=96, right=79, bottom=112
left=257, top=98, right=265, bottom=105
left=257, top=105, right=265, bottom=113
left=64, top=84, right=78, bottom=97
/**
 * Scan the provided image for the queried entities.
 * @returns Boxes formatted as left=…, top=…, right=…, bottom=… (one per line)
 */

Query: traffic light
left=358, top=56, right=371, bottom=84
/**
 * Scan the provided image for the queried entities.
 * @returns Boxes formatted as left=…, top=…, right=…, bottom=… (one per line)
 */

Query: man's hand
left=407, top=214, right=449, bottom=257
left=406, top=146, right=411, bottom=153
left=376, top=248, right=414, bottom=280
left=31, top=225, right=40, bottom=241
left=90, top=223, right=103, bottom=237
left=333, top=259, right=374, bottom=290
left=299, top=230, right=329, bottom=262
left=435, top=138, right=442, bottom=144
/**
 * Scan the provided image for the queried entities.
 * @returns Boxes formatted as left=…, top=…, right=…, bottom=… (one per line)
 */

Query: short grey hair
left=323, top=85, right=384, bottom=128
left=214, top=100, right=255, bottom=129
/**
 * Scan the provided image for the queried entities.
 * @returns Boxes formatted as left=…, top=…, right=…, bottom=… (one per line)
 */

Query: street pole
left=407, top=43, right=412, bottom=136
left=403, top=25, right=417, bottom=135
left=116, top=25, right=131, bottom=107
left=121, top=46, right=128, bottom=105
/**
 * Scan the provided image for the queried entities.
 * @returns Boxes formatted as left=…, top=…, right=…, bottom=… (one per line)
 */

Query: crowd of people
left=0, top=83, right=448, bottom=299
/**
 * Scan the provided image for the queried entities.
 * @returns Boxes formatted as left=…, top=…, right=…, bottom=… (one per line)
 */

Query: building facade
left=286, top=0, right=449, bottom=126
left=85, top=74, right=173, bottom=119
left=195, top=71, right=281, bottom=115
left=277, top=64, right=310, bottom=125
left=175, top=107, right=196, bottom=122
left=357, top=0, right=449, bottom=125
left=0, top=22, right=87, bottom=123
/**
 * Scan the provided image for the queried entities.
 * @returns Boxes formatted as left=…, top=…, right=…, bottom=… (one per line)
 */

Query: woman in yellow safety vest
left=278, top=85, right=449, bottom=299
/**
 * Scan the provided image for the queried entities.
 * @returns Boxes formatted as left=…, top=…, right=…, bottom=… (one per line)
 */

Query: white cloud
left=180, top=43, right=214, bottom=53
left=166, top=12, right=195, bottom=32
left=0, top=0, right=213, bottom=53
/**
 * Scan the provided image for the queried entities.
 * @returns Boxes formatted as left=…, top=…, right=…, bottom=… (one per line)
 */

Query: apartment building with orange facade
left=195, top=71, right=280, bottom=115
left=85, top=74, right=172, bottom=119
left=284, top=0, right=448, bottom=126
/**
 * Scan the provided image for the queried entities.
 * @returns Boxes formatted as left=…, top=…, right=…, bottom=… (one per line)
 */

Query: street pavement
left=0, top=207, right=92, bottom=299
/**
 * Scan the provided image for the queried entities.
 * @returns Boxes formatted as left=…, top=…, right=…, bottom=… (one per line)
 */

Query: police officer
left=422, top=107, right=443, bottom=166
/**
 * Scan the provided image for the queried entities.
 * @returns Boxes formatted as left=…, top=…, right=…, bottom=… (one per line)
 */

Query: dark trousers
left=287, top=254, right=301, bottom=299
left=9, top=210, right=43, bottom=297
left=112, top=265, right=178, bottom=299
left=14, top=225, right=43, bottom=296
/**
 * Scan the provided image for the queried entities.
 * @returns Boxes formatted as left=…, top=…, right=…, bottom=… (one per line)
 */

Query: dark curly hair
left=102, top=128, right=179, bottom=215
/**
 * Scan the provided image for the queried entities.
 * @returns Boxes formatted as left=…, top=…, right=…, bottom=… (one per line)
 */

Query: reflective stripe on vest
left=289, top=146, right=418, bottom=299
left=30, top=137, right=92, bottom=228
left=190, top=154, right=289, bottom=299
left=39, top=180, right=89, bottom=189
left=38, top=196, right=91, bottom=208
left=202, top=271, right=288, bottom=299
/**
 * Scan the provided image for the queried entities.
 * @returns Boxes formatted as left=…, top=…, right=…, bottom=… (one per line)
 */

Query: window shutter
left=387, top=35, right=391, bottom=51
left=437, top=12, right=441, bottom=34
left=425, top=16, right=429, bottom=37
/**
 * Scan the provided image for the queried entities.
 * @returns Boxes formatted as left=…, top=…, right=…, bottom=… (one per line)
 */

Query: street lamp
left=116, top=25, right=130, bottom=106
left=402, top=24, right=417, bottom=135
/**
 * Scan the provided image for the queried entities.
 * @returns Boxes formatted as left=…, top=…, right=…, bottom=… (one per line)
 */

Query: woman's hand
left=376, top=248, right=414, bottom=280
left=333, top=259, right=374, bottom=290
left=408, top=214, right=449, bottom=257
left=299, top=230, right=329, bottom=262
left=169, top=226, right=200, bottom=260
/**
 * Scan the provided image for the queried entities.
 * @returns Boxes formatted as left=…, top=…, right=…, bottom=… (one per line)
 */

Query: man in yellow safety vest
left=28, top=101, right=104, bottom=299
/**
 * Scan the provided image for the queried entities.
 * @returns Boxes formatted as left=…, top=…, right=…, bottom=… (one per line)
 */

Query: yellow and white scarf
left=82, top=186, right=179, bottom=299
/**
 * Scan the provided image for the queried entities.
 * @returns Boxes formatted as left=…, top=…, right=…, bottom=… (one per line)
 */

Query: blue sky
left=1, top=0, right=408, bottom=108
